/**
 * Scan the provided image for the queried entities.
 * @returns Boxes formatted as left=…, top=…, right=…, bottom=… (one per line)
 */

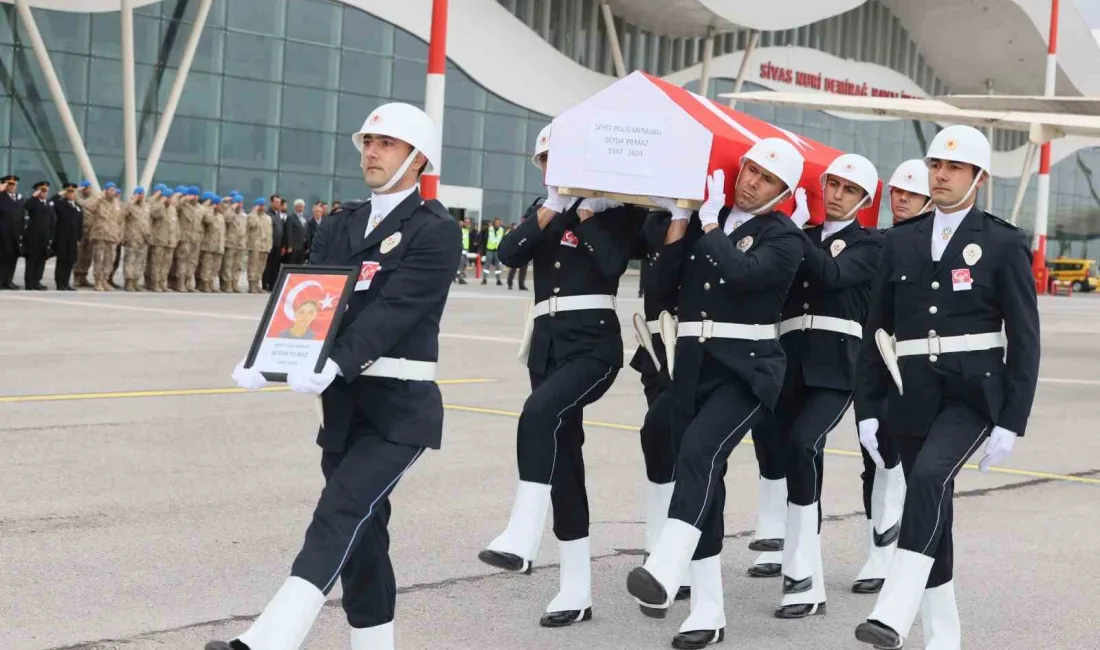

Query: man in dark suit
left=22, top=180, right=56, bottom=291
left=284, top=198, right=309, bottom=264
left=853, top=158, right=931, bottom=596
left=306, top=201, right=324, bottom=259
left=52, top=183, right=84, bottom=291
left=262, top=194, right=285, bottom=290
left=478, top=126, right=644, bottom=629
left=0, top=174, right=24, bottom=290
left=853, top=126, right=1040, bottom=650
left=213, top=102, right=460, bottom=650
left=750, top=154, right=884, bottom=621
left=628, top=138, right=806, bottom=649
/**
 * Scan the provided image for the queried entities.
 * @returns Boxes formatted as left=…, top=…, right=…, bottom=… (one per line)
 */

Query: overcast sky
left=1076, top=0, right=1100, bottom=28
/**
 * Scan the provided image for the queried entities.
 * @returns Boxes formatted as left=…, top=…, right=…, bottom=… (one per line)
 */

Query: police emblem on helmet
left=844, top=163, right=854, bottom=172
left=905, top=173, right=914, bottom=182
left=945, top=139, right=957, bottom=151
left=369, top=113, right=382, bottom=124
left=767, top=150, right=779, bottom=161
left=539, top=136, right=548, bottom=145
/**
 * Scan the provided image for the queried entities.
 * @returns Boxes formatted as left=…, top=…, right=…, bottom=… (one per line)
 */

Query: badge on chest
left=560, top=230, right=579, bottom=248
left=356, top=261, right=381, bottom=291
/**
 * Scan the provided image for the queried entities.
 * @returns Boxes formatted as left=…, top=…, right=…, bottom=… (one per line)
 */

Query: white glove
left=649, top=196, right=691, bottom=221
left=699, top=169, right=725, bottom=229
left=287, top=358, right=341, bottom=395
left=978, top=426, right=1017, bottom=472
left=543, top=186, right=579, bottom=213
left=232, top=360, right=268, bottom=391
left=790, top=187, right=811, bottom=228
left=578, top=197, right=622, bottom=214
left=858, top=418, right=885, bottom=469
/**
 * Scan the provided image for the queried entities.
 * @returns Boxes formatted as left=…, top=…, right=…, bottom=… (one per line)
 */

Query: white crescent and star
left=282, top=280, right=332, bottom=320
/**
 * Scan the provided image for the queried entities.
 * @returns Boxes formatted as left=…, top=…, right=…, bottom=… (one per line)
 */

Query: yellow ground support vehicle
left=1047, top=257, right=1099, bottom=292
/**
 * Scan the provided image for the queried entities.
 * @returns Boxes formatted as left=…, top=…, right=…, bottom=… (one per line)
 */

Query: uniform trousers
left=187, top=240, right=202, bottom=284
left=55, top=255, right=75, bottom=289
left=23, top=253, right=47, bottom=288
left=519, top=354, right=618, bottom=541
left=92, top=241, right=117, bottom=283
left=220, top=248, right=246, bottom=290
left=860, top=418, right=901, bottom=519
left=247, top=250, right=267, bottom=289
left=639, top=369, right=675, bottom=485
left=123, top=244, right=148, bottom=281
left=751, top=419, right=788, bottom=482
left=289, top=424, right=424, bottom=629
left=199, top=251, right=223, bottom=283
left=669, top=356, right=765, bottom=560
left=75, top=238, right=93, bottom=277
left=150, top=246, right=174, bottom=287
left=756, top=377, right=853, bottom=507
left=172, top=242, right=194, bottom=287
left=892, top=398, right=989, bottom=588
left=1, top=250, right=18, bottom=286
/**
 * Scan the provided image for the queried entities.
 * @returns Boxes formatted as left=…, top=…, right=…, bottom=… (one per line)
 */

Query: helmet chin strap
left=735, top=166, right=792, bottom=216
left=832, top=192, right=870, bottom=221
left=940, top=172, right=982, bottom=212
left=372, top=148, right=421, bottom=194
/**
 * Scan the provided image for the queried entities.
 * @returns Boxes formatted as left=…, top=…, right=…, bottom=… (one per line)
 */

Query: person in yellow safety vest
left=482, top=217, right=506, bottom=285
left=455, top=217, right=470, bottom=285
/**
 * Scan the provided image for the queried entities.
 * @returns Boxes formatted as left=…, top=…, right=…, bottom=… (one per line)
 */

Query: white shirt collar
left=821, top=218, right=856, bottom=241
left=930, top=205, right=971, bottom=261
left=723, top=208, right=755, bottom=236
left=365, top=185, right=417, bottom=237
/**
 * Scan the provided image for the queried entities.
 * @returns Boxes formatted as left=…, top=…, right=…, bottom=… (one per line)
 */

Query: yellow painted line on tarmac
left=0, top=379, right=493, bottom=404
left=442, top=404, right=1100, bottom=487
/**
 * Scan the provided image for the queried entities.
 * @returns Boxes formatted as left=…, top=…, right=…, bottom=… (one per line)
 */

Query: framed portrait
left=244, top=264, right=358, bottom=382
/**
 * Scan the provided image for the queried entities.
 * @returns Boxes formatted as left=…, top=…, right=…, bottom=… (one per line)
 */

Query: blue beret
left=132, top=186, right=145, bottom=195
left=187, top=187, right=200, bottom=197
left=153, top=183, right=169, bottom=194
left=79, top=180, right=91, bottom=188
left=253, top=197, right=266, bottom=206
left=174, top=185, right=188, bottom=194
left=104, top=182, right=117, bottom=190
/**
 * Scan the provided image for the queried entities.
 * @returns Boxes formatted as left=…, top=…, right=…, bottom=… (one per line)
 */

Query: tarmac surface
left=2, top=269, right=1099, bottom=650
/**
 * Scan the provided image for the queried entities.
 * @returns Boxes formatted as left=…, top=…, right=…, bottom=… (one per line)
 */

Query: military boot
left=76, top=274, right=92, bottom=288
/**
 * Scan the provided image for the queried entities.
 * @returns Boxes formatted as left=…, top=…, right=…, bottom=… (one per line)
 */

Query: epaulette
left=891, top=211, right=933, bottom=229
left=983, top=211, right=1021, bottom=231
left=421, top=198, right=452, bottom=220
left=335, top=200, right=365, bottom=214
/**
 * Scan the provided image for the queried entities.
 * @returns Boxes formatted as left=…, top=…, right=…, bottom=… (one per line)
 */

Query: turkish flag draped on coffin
left=545, top=70, right=882, bottom=228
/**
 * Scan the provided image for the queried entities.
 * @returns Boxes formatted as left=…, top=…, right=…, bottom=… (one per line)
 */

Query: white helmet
left=738, top=137, right=805, bottom=214
left=888, top=159, right=931, bottom=197
left=352, top=103, right=439, bottom=191
left=531, top=124, right=551, bottom=169
left=924, top=125, right=991, bottom=209
left=924, top=125, right=990, bottom=174
left=820, top=153, right=878, bottom=219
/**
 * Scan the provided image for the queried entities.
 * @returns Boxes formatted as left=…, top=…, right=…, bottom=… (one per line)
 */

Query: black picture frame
left=243, top=264, right=359, bottom=382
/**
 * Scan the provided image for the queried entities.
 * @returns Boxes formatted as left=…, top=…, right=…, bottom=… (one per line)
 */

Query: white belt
left=779, top=315, right=863, bottom=338
left=895, top=332, right=1003, bottom=357
left=532, top=294, right=617, bottom=318
left=646, top=320, right=660, bottom=335
left=360, top=357, right=437, bottom=381
left=677, top=320, right=778, bottom=341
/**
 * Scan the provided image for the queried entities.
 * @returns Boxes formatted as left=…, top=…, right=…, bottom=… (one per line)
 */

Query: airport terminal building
left=1, top=0, right=1099, bottom=256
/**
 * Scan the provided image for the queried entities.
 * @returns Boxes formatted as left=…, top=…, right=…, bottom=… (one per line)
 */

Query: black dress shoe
left=204, top=641, right=250, bottom=650
left=854, top=619, right=902, bottom=648
left=627, top=567, right=669, bottom=618
left=539, top=607, right=592, bottom=628
left=851, top=578, right=884, bottom=594
left=672, top=628, right=724, bottom=649
left=675, top=585, right=691, bottom=600
left=775, top=602, right=826, bottom=619
left=747, top=563, right=781, bottom=578
left=748, top=538, right=783, bottom=552
left=477, top=549, right=532, bottom=574
left=782, top=575, right=812, bottom=594
left=32, top=284, right=48, bottom=291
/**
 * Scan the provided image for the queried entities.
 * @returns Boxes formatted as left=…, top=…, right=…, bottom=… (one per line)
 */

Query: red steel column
left=421, top=0, right=448, bottom=200
left=1034, top=0, right=1059, bottom=293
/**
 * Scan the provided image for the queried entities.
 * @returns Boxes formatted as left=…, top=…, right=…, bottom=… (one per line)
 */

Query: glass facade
left=0, top=0, right=550, bottom=222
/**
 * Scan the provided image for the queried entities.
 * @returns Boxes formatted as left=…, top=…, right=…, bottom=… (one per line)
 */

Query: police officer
left=210, top=102, right=460, bottom=650
left=52, top=182, right=84, bottom=291
left=852, top=158, right=931, bottom=595
left=22, top=181, right=56, bottom=291
left=630, top=138, right=806, bottom=649
left=752, top=154, right=884, bottom=620
left=629, top=206, right=695, bottom=610
left=478, top=129, right=644, bottom=628
left=506, top=126, right=550, bottom=292
left=482, top=218, right=505, bottom=285
left=853, top=125, right=1040, bottom=649
left=0, top=174, right=24, bottom=290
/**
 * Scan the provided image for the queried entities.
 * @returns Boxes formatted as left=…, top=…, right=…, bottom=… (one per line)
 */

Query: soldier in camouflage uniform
left=197, top=193, right=224, bottom=293
left=146, top=184, right=176, bottom=292
left=73, top=180, right=97, bottom=288
left=84, top=182, right=123, bottom=292
left=121, top=187, right=152, bottom=291
left=220, top=193, right=248, bottom=293
left=246, top=198, right=273, bottom=294
left=162, top=189, right=181, bottom=291
left=185, top=187, right=205, bottom=291
left=172, top=187, right=200, bottom=292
